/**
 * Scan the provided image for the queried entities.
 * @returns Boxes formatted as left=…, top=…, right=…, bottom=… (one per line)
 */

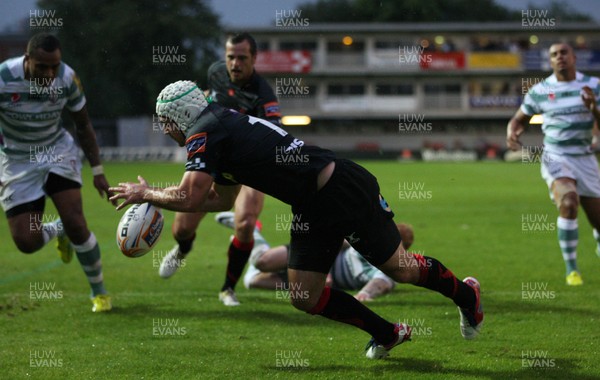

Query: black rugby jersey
left=184, top=103, right=334, bottom=207
left=207, top=61, right=281, bottom=124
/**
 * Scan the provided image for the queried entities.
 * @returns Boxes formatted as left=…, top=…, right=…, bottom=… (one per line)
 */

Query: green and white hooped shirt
left=521, top=71, right=599, bottom=156
left=330, top=247, right=394, bottom=290
left=0, top=56, right=86, bottom=157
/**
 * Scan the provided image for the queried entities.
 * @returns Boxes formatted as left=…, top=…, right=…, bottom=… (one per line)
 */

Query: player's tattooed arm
left=110, top=172, right=240, bottom=213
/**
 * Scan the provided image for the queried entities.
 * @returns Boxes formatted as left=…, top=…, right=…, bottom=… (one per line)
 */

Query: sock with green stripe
left=73, top=233, right=107, bottom=297
left=557, top=217, right=578, bottom=275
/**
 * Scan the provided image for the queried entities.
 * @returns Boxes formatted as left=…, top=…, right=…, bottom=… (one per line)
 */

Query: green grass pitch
left=1, top=161, right=599, bottom=379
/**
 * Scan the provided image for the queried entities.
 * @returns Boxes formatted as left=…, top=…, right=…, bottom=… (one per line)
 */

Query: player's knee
left=290, top=296, right=317, bottom=312
left=172, top=223, right=196, bottom=240
left=290, top=287, right=320, bottom=312
left=381, top=263, right=415, bottom=284
left=392, top=267, right=415, bottom=284
left=254, top=255, right=269, bottom=271
left=13, top=236, right=42, bottom=254
left=291, top=286, right=326, bottom=313
left=382, top=253, right=420, bottom=284
left=236, top=216, right=257, bottom=231
left=235, top=217, right=257, bottom=240
left=559, top=192, right=579, bottom=216
left=62, top=221, right=89, bottom=245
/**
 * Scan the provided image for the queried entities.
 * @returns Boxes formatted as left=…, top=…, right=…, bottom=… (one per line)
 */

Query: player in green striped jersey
left=0, top=33, right=114, bottom=311
left=507, top=43, right=600, bottom=286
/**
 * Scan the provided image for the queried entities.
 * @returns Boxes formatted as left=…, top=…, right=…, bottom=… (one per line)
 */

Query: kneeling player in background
left=214, top=212, right=414, bottom=302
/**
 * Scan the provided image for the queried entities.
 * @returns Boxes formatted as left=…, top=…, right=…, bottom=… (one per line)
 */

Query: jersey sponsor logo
left=284, top=138, right=304, bottom=153
left=3, top=110, right=61, bottom=121
left=263, top=101, right=281, bottom=117
left=185, top=132, right=207, bottom=158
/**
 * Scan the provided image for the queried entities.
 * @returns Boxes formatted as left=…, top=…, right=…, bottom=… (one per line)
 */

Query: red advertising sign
left=420, top=52, right=465, bottom=70
left=255, top=51, right=312, bottom=73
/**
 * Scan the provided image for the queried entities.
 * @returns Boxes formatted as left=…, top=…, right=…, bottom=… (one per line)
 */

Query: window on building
left=375, top=84, right=414, bottom=95
left=279, top=41, right=317, bottom=51
left=374, top=40, right=416, bottom=50
left=256, top=41, right=270, bottom=51
left=327, top=84, right=365, bottom=95
left=424, top=84, right=461, bottom=94
left=327, top=40, right=364, bottom=52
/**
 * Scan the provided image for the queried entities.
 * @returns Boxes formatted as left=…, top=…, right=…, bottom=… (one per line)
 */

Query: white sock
left=41, top=220, right=62, bottom=244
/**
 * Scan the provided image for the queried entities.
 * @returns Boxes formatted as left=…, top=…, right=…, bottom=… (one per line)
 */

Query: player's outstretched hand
left=581, top=86, right=597, bottom=111
left=109, top=176, right=149, bottom=210
left=93, top=174, right=117, bottom=206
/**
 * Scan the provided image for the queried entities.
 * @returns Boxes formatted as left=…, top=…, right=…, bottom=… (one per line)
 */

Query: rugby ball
left=116, top=203, right=164, bottom=258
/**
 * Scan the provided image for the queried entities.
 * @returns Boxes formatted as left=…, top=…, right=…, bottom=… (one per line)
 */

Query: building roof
left=231, top=22, right=600, bottom=34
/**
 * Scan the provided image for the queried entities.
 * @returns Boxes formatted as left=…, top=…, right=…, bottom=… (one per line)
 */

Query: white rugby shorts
left=0, top=133, right=83, bottom=212
left=541, top=151, right=600, bottom=200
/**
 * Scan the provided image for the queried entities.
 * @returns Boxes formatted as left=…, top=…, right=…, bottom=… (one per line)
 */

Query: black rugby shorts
left=288, top=159, right=402, bottom=273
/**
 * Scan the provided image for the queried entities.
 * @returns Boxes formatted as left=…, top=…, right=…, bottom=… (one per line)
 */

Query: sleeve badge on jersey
left=379, top=194, right=392, bottom=213
left=263, top=101, right=281, bottom=118
left=186, top=132, right=207, bottom=158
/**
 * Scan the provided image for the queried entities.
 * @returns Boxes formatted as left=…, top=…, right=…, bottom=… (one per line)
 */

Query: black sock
left=309, top=287, right=396, bottom=345
left=414, top=254, right=475, bottom=309
left=221, top=237, right=253, bottom=291
left=177, top=233, right=196, bottom=255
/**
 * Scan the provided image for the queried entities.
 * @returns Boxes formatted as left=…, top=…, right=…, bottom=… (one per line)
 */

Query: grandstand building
left=2, top=21, right=599, bottom=160
left=236, top=22, right=600, bottom=157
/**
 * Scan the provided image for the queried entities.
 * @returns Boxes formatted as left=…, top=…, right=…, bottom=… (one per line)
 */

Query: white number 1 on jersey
left=247, top=115, right=287, bottom=137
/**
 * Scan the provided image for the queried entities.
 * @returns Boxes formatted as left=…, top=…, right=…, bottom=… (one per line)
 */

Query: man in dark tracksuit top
left=207, top=60, right=281, bottom=123
left=159, top=33, right=281, bottom=308
left=111, top=80, right=483, bottom=360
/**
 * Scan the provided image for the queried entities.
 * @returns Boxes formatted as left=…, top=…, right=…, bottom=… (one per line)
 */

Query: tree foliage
left=296, top=0, right=592, bottom=23
left=37, top=0, right=221, bottom=117
left=542, top=0, right=593, bottom=22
